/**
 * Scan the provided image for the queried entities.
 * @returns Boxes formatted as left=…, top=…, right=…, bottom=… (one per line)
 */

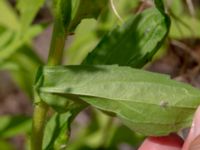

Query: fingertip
left=138, top=133, right=183, bottom=150
left=183, top=106, right=200, bottom=150
left=189, top=135, right=200, bottom=150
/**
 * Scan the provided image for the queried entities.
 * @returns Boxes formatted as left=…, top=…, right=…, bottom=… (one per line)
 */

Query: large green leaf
left=36, top=65, right=200, bottom=136
left=82, top=3, right=170, bottom=68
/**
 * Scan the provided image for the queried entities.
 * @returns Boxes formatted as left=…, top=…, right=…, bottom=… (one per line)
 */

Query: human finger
left=182, top=106, right=200, bottom=150
left=138, top=133, right=183, bottom=150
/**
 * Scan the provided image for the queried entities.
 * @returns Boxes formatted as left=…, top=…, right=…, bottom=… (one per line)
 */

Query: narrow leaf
left=17, top=0, right=45, bottom=32
left=43, top=112, right=71, bottom=150
left=0, top=116, right=31, bottom=138
left=0, top=25, right=43, bottom=61
left=43, top=105, right=86, bottom=149
left=69, top=0, right=108, bottom=31
left=0, top=44, right=43, bottom=97
left=36, top=65, right=200, bottom=136
left=0, top=0, right=19, bottom=30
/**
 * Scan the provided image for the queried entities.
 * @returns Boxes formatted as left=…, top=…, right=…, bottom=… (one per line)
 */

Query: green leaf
left=0, top=0, right=44, bottom=63
left=0, top=45, right=43, bottom=97
left=0, top=116, right=31, bottom=138
left=0, top=0, right=19, bottom=31
left=154, top=0, right=165, bottom=14
left=17, top=0, right=45, bottom=32
left=65, top=1, right=141, bottom=65
left=0, top=25, right=43, bottom=62
left=43, top=112, right=71, bottom=150
left=66, top=19, right=99, bottom=65
left=43, top=105, right=86, bottom=150
left=69, top=0, right=108, bottom=31
left=107, top=125, right=144, bottom=149
left=170, top=15, right=200, bottom=38
left=36, top=65, right=200, bottom=136
left=0, top=31, right=14, bottom=49
left=82, top=5, right=170, bottom=68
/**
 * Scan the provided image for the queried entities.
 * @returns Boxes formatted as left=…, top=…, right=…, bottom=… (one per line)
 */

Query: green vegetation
left=1, top=0, right=200, bottom=149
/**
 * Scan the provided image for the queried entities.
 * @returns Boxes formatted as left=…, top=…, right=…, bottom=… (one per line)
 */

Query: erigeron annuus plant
left=30, top=0, right=200, bottom=150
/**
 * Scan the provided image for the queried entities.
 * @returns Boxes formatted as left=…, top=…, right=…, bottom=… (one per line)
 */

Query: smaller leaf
left=43, top=104, right=85, bottom=150
left=0, top=31, right=14, bottom=49
left=154, top=0, right=165, bottom=13
left=17, top=0, right=45, bottom=33
left=66, top=19, right=99, bottom=65
left=1, top=44, right=43, bottom=97
left=0, top=25, right=43, bottom=61
left=69, top=0, right=108, bottom=31
left=107, top=125, right=144, bottom=149
left=43, top=112, right=71, bottom=150
left=82, top=5, right=170, bottom=68
left=0, top=116, right=31, bottom=138
left=0, top=0, right=19, bottom=31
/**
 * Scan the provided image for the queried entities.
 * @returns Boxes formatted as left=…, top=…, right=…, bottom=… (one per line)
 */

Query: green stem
left=31, top=102, right=48, bottom=150
left=31, top=23, right=67, bottom=150
left=47, top=24, right=67, bottom=66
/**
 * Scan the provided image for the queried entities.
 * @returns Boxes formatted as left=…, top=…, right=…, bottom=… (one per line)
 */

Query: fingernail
left=189, top=106, right=200, bottom=150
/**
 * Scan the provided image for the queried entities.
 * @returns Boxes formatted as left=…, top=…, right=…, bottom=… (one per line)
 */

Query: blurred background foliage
left=0, top=0, right=200, bottom=149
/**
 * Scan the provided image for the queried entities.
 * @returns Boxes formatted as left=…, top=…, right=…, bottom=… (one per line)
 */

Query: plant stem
left=31, top=22, right=67, bottom=150
left=47, top=24, right=67, bottom=66
left=31, top=101, right=48, bottom=150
